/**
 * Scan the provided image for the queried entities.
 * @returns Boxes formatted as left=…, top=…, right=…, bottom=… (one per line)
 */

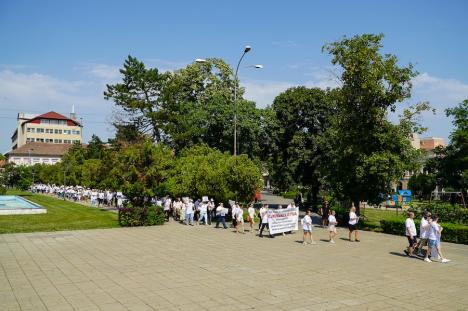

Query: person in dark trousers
left=320, top=201, right=330, bottom=228
left=215, top=203, right=228, bottom=229
left=259, top=204, right=273, bottom=238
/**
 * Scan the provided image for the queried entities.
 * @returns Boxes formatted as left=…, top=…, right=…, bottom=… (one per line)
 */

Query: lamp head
left=254, top=64, right=263, bottom=69
left=195, top=58, right=206, bottom=63
left=244, top=45, right=252, bottom=53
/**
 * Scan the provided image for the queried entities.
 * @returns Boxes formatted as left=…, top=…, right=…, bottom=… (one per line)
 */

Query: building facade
left=5, top=142, right=75, bottom=166
left=11, top=111, right=82, bottom=150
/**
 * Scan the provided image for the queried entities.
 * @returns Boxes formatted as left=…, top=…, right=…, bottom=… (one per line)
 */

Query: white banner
left=267, top=207, right=299, bottom=234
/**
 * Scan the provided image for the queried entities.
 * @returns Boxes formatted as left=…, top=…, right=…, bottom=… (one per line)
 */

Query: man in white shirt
left=404, top=212, right=417, bottom=257
left=259, top=205, right=273, bottom=238
left=416, top=211, right=431, bottom=257
left=198, top=201, right=208, bottom=225
left=185, top=199, right=194, bottom=226
left=164, top=197, right=172, bottom=222
left=215, top=203, right=228, bottom=229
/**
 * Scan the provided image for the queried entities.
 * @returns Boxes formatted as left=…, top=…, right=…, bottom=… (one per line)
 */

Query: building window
left=45, top=138, right=53, bottom=143
left=54, top=129, right=62, bottom=134
left=45, top=128, right=53, bottom=133
left=37, top=128, right=44, bottom=133
left=63, top=130, right=71, bottom=135
left=51, top=159, right=59, bottom=163
left=54, top=139, right=62, bottom=143
left=33, top=158, right=40, bottom=163
left=36, top=138, right=44, bottom=142
left=27, top=127, right=35, bottom=133
left=73, top=140, right=81, bottom=143
left=63, top=139, right=71, bottom=144
left=27, top=138, right=35, bottom=142
left=40, top=119, right=50, bottom=124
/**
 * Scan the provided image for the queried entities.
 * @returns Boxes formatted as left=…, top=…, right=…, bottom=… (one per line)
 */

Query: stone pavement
left=1, top=223, right=468, bottom=311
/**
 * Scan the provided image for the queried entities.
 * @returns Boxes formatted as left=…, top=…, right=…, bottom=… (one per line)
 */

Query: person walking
left=416, top=211, right=431, bottom=257
left=215, top=203, right=228, bottom=229
left=301, top=210, right=314, bottom=245
left=247, top=204, right=256, bottom=233
left=185, top=199, right=194, bottom=226
left=198, top=200, right=208, bottom=225
left=259, top=205, right=273, bottom=238
left=348, top=204, right=360, bottom=242
left=320, top=201, right=330, bottom=227
left=164, top=197, right=172, bottom=222
left=235, top=204, right=245, bottom=233
left=427, top=215, right=451, bottom=263
left=404, top=212, right=417, bottom=257
left=328, top=210, right=338, bottom=243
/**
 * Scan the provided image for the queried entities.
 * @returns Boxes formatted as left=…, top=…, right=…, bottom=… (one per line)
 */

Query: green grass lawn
left=0, top=190, right=119, bottom=234
left=359, top=207, right=405, bottom=231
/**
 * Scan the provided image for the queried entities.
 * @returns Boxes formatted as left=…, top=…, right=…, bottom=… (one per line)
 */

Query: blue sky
left=1, top=0, right=468, bottom=153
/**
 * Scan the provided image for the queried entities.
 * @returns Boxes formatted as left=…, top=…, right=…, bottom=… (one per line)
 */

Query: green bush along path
left=0, top=190, right=118, bottom=234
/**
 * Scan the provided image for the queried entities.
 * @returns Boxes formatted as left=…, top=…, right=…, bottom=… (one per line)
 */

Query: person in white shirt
left=348, top=204, right=360, bottom=242
left=301, top=210, right=314, bottom=245
left=416, top=211, right=431, bottom=257
left=247, top=204, right=256, bottom=233
left=185, top=199, right=194, bottom=225
left=328, top=210, right=338, bottom=243
left=404, top=212, right=417, bottom=257
left=427, top=215, right=450, bottom=263
left=235, top=204, right=245, bottom=233
left=215, top=203, right=228, bottom=229
left=259, top=205, right=273, bottom=238
left=198, top=201, right=208, bottom=225
left=116, top=192, right=123, bottom=208
left=164, top=197, right=172, bottom=222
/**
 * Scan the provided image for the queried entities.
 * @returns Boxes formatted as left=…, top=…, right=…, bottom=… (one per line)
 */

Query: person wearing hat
left=215, top=203, right=228, bottom=229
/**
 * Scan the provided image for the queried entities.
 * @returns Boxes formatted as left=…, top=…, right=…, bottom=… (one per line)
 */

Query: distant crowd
left=31, top=183, right=452, bottom=262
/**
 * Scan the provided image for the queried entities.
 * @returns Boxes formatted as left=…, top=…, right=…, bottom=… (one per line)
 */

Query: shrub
left=380, top=217, right=468, bottom=245
left=118, top=206, right=165, bottom=227
left=409, top=203, right=468, bottom=225
left=0, top=186, right=6, bottom=195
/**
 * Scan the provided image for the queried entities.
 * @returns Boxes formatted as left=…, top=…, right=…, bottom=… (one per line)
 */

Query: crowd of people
left=32, top=184, right=125, bottom=208
left=405, top=211, right=451, bottom=263
left=30, top=184, right=451, bottom=262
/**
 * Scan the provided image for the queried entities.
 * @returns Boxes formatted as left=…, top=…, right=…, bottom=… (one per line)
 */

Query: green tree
left=408, top=173, right=436, bottom=200
left=109, top=140, right=174, bottom=206
left=267, top=87, right=335, bottom=207
left=431, top=100, right=468, bottom=191
left=322, top=34, right=422, bottom=211
left=166, top=145, right=262, bottom=203
left=86, top=135, right=105, bottom=159
left=104, top=55, right=169, bottom=142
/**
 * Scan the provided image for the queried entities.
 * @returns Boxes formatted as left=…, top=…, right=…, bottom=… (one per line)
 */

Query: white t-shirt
left=236, top=208, right=244, bottom=221
left=248, top=207, right=255, bottom=218
left=302, top=215, right=312, bottom=231
left=216, top=206, right=226, bottom=216
left=164, top=199, right=172, bottom=211
left=405, top=218, right=417, bottom=237
left=429, top=222, right=440, bottom=241
left=328, top=215, right=337, bottom=226
left=199, top=203, right=207, bottom=213
left=261, top=210, right=269, bottom=224
left=348, top=212, right=358, bottom=225
left=420, top=218, right=430, bottom=239
left=186, top=203, right=194, bottom=214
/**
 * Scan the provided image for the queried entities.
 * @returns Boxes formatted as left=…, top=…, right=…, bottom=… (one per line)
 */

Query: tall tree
left=104, top=55, right=169, bottom=142
left=268, top=87, right=335, bottom=207
left=322, top=34, right=421, bottom=211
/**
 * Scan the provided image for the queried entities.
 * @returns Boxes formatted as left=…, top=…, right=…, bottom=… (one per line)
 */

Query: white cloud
left=243, top=68, right=340, bottom=107
left=0, top=70, right=114, bottom=152
left=84, top=64, right=121, bottom=81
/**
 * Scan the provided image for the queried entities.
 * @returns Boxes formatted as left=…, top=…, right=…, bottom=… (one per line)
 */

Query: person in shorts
left=404, top=212, right=417, bottom=257
left=301, top=210, right=315, bottom=245
left=328, top=210, right=338, bottom=243
left=416, top=211, right=431, bottom=257
left=348, top=204, right=360, bottom=242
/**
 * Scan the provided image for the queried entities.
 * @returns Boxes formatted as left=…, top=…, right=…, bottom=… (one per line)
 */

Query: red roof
left=36, top=111, right=70, bottom=120
left=23, top=111, right=81, bottom=126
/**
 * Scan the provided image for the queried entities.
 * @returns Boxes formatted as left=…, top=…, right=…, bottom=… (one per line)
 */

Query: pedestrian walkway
left=1, top=223, right=467, bottom=310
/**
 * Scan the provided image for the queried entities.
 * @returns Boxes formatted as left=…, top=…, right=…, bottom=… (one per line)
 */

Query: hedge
left=380, top=217, right=468, bottom=245
left=118, top=206, right=165, bottom=227
left=409, top=203, right=468, bottom=225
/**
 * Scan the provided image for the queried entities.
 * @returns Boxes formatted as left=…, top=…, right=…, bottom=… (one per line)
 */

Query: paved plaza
left=1, top=223, right=468, bottom=311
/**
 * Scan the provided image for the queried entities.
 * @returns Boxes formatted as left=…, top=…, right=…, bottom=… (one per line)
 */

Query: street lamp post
left=195, top=46, right=262, bottom=156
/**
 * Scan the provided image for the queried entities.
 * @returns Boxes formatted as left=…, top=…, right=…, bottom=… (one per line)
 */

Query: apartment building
left=11, top=110, right=82, bottom=150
